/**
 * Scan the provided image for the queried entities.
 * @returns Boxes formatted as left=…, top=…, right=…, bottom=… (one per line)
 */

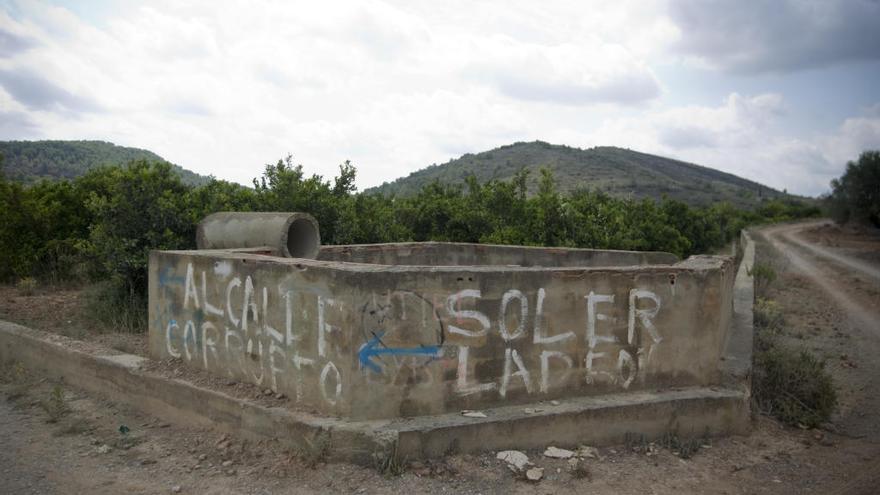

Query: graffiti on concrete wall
left=156, top=260, right=663, bottom=408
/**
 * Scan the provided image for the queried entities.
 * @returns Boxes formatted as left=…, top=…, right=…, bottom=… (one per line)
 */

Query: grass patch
left=754, top=298, right=784, bottom=331
left=748, top=261, right=777, bottom=297
left=83, top=280, right=147, bottom=333
left=753, top=294, right=837, bottom=428
left=658, top=431, right=708, bottom=460
left=373, top=442, right=406, bottom=477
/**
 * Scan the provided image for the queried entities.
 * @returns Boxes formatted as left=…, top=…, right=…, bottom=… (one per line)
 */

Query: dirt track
left=763, top=221, right=879, bottom=333
left=1, top=219, right=879, bottom=494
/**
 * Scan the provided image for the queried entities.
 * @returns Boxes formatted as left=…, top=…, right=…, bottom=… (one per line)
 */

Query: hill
left=368, top=141, right=784, bottom=208
left=0, top=140, right=211, bottom=186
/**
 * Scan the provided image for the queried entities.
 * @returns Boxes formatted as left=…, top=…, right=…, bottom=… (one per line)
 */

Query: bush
left=754, top=340, right=836, bottom=428
left=83, top=279, right=148, bottom=333
left=750, top=262, right=777, bottom=296
left=754, top=298, right=784, bottom=331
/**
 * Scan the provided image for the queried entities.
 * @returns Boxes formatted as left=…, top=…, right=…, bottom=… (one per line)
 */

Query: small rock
left=263, top=389, right=273, bottom=396
left=544, top=446, right=574, bottom=459
left=222, top=460, right=233, bottom=467
left=171, top=486, right=181, bottom=493
left=198, top=454, right=207, bottom=461
left=496, top=450, right=530, bottom=471
left=225, top=469, right=236, bottom=476
left=525, top=467, right=544, bottom=481
left=461, top=410, right=487, bottom=418
left=523, top=408, right=544, bottom=414
left=550, top=400, right=560, bottom=406
left=96, top=444, right=112, bottom=454
left=274, top=393, right=285, bottom=400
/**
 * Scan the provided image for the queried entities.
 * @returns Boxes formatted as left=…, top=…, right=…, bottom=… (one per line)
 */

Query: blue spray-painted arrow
left=358, top=331, right=442, bottom=374
left=159, top=267, right=185, bottom=286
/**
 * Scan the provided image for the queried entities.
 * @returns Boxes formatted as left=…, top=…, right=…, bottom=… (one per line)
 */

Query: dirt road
left=1, top=219, right=879, bottom=494
left=763, top=221, right=879, bottom=334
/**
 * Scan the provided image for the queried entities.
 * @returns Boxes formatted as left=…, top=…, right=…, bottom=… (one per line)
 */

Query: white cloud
left=0, top=0, right=876, bottom=198
left=0, top=0, right=681, bottom=189
left=591, top=93, right=880, bottom=195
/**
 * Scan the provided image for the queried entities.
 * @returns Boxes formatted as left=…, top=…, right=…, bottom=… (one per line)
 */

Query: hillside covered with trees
left=0, top=140, right=210, bottom=186
left=369, top=141, right=786, bottom=208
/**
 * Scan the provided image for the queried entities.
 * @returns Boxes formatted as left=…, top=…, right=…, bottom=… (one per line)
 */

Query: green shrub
left=749, top=262, right=777, bottom=296
left=753, top=338, right=836, bottom=428
left=83, top=280, right=148, bottom=333
left=754, top=298, right=784, bottom=331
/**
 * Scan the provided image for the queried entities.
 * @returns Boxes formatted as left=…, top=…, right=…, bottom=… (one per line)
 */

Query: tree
left=827, top=150, right=880, bottom=227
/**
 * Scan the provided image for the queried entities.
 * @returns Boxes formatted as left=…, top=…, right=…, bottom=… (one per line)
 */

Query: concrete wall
left=317, top=242, right=678, bottom=267
left=149, top=244, right=736, bottom=421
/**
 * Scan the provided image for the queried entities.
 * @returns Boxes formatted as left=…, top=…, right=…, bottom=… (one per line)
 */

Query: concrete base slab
left=0, top=320, right=749, bottom=464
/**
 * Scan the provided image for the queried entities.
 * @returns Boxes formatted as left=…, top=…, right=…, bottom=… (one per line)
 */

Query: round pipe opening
left=285, top=216, right=321, bottom=258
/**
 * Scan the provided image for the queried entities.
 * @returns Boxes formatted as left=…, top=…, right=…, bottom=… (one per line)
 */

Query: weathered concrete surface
left=149, top=242, right=738, bottom=421
left=722, top=230, right=754, bottom=391
left=197, top=212, right=321, bottom=259
left=318, top=242, right=678, bottom=267
left=0, top=319, right=747, bottom=463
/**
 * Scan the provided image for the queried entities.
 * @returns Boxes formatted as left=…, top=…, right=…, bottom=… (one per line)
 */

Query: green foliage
left=83, top=160, right=193, bottom=296
left=754, top=340, right=837, bottom=428
left=84, top=280, right=149, bottom=334
left=754, top=298, right=784, bottom=331
left=754, top=297, right=836, bottom=428
left=749, top=262, right=777, bottom=296
left=826, top=150, right=880, bottom=227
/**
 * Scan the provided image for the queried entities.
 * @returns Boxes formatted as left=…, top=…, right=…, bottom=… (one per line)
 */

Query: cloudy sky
left=1, top=0, right=879, bottom=195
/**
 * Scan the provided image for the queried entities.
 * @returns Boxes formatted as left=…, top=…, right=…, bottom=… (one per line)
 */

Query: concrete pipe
left=196, top=212, right=321, bottom=259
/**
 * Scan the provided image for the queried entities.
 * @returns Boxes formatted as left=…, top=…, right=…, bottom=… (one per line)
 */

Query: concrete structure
left=149, top=214, right=751, bottom=431
left=0, top=216, right=753, bottom=462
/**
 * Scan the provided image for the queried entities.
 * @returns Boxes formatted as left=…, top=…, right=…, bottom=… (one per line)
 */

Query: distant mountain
left=368, top=141, right=785, bottom=208
left=0, top=140, right=211, bottom=186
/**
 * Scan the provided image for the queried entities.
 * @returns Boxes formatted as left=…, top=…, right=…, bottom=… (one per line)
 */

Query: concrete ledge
left=0, top=320, right=748, bottom=463
left=722, top=230, right=755, bottom=390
